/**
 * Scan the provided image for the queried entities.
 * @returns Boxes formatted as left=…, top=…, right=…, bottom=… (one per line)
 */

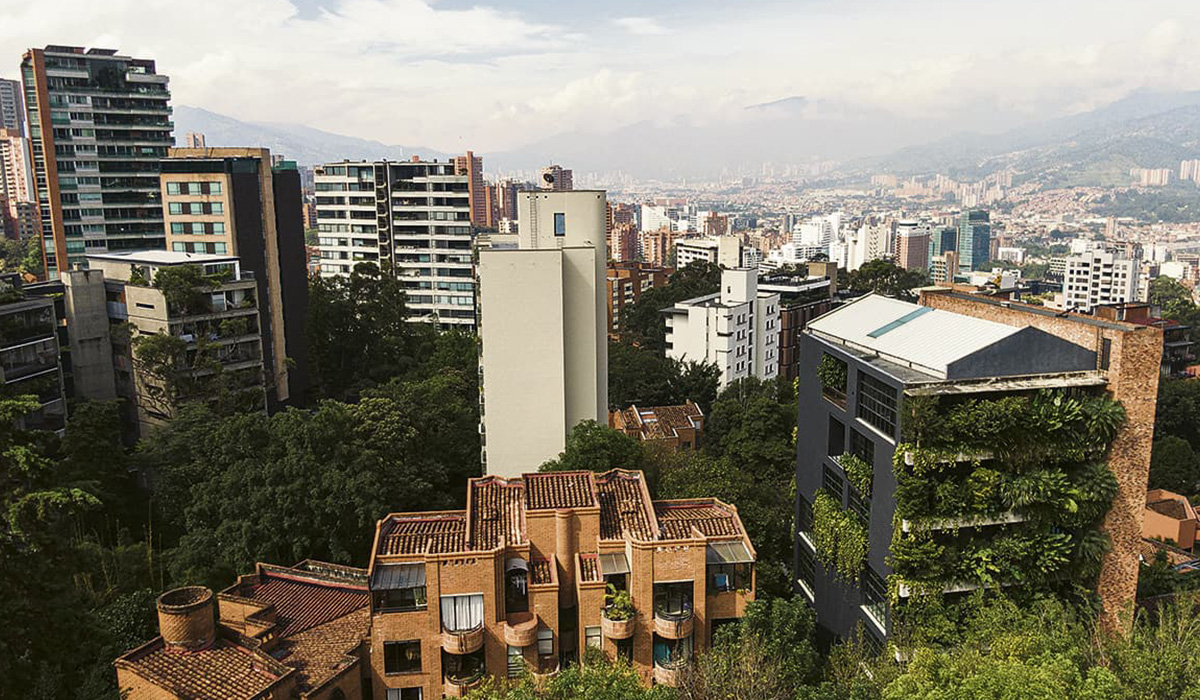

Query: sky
left=2, top=0, right=1200, bottom=154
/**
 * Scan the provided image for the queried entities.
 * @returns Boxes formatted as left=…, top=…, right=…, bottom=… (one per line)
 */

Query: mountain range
left=173, top=92, right=1200, bottom=185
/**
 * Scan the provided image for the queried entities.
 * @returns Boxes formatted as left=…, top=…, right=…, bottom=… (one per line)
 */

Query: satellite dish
left=543, top=172, right=555, bottom=185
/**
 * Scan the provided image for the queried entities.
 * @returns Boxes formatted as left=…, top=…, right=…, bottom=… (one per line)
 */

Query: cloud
left=613, top=16, right=669, bottom=36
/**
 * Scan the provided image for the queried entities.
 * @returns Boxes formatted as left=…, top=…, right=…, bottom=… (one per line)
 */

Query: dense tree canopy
left=607, top=340, right=720, bottom=413
left=847, top=259, right=928, bottom=300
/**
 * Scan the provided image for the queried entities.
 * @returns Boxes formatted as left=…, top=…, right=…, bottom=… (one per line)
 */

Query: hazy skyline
left=3, top=0, right=1200, bottom=155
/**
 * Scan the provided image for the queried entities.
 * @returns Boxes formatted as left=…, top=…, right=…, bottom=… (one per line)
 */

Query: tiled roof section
left=470, top=476, right=527, bottom=550
left=525, top=471, right=598, bottom=510
left=240, top=571, right=369, bottom=638
left=118, top=638, right=286, bottom=699
left=1148, top=498, right=1189, bottom=520
left=596, top=470, right=657, bottom=541
left=579, top=554, right=600, bottom=583
left=271, top=607, right=369, bottom=693
left=530, top=558, right=553, bottom=585
left=378, top=512, right=467, bottom=555
left=654, top=500, right=743, bottom=540
left=623, top=403, right=703, bottom=440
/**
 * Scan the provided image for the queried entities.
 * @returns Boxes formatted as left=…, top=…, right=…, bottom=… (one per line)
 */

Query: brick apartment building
left=367, top=469, right=755, bottom=697
left=606, top=261, right=671, bottom=335
left=610, top=401, right=705, bottom=450
left=115, top=561, right=371, bottom=699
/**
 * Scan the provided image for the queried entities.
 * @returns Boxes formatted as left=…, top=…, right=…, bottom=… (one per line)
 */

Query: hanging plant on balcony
left=817, top=353, right=847, bottom=394
left=603, top=584, right=635, bottom=621
left=839, top=453, right=873, bottom=496
left=813, top=489, right=868, bottom=583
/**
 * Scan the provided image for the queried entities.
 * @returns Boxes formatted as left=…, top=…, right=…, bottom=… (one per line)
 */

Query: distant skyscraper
left=539, top=164, right=573, bottom=191
left=453, top=150, right=490, bottom=227
left=896, top=220, right=931, bottom=271
left=22, top=46, right=173, bottom=277
left=0, top=128, right=34, bottom=205
left=184, top=132, right=206, bottom=148
left=0, top=79, right=24, bottom=133
left=957, top=210, right=990, bottom=273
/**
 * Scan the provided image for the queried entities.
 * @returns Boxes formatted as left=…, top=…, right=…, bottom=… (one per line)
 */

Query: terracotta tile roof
left=118, top=638, right=289, bottom=699
left=271, top=607, right=369, bottom=693
left=654, top=500, right=742, bottom=539
left=378, top=512, right=467, bottom=555
left=596, top=470, right=657, bottom=541
left=470, top=476, right=527, bottom=550
left=613, top=402, right=703, bottom=441
left=530, top=558, right=554, bottom=585
left=239, top=571, right=368, bottom=638
left=579, top=554, right=600, bottom=583
left=525, top=471, right=598, bottom=510
left=1140, top=537, right=1197, bottom=566
left=1148, top=498, right=1190, bottom=520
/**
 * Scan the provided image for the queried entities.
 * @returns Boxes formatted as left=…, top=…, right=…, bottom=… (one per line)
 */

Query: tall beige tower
left=478, top=190, right=608, bottom=476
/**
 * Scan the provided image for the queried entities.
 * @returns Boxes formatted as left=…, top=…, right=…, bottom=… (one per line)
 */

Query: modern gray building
left=794, top=293, right=1128, bottom=648
left=957, top=209, right=990, bottom=273
left=313, top=159, right=475, bottom=328
left=0, top=78, right=24, bottom=133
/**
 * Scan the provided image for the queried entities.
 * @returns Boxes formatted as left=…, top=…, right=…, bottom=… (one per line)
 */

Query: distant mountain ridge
left=172, top=106, right=451, bottom=165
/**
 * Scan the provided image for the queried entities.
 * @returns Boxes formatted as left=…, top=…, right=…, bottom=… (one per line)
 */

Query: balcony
left=653, top=661, right=685, bottom=687
left=441, top=625, right=484, bottom=655
left=503, top=612, right=538, bottom=647
left=601, top=611, right=636, bottom=639
left=530, top=657, right=559, bottom=683
left=653, top=610, right=693, bottom=639
left=443, top=674, right=484, bottom=698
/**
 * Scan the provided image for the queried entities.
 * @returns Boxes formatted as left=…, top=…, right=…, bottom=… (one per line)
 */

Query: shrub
left=813, top=489, right=868, bottom=583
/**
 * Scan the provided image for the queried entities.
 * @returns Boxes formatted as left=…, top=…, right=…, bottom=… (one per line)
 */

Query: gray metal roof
left=807, top=294, right=1023, bottom=378
left=370, top=563, right=426, bottom=590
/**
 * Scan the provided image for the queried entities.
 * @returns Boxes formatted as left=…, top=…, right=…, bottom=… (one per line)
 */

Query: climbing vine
left=813, top=489, right=868, bottom=583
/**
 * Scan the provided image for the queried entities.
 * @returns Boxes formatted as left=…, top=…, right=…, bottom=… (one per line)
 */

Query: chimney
left=156, top=586, right=216, bottom=651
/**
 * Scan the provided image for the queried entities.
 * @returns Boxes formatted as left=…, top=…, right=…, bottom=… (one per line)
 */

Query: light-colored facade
left=675, top=236, right=742, bottom=269
left=183, top=131, right=205, bottom=148
left=0, top=128, right=34, bottom=205
left=478, top=190, right=607, bottom=477
left=314, top=159, right=475, bottom=328
left=1061, top=247, right=1140, bottom=312
left=663, top=268, right=781, bottom=389
left=22, top=46, right=173, bottom=276
left=88, top=250, right=266, bottom=437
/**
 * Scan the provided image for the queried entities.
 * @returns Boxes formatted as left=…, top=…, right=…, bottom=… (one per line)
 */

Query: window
left=827, top=417, right=845, bottom=457
left=849, top=430, right=875, bottom=478
left=796, top=540, right=816, bottom=596
left=797, top=495, right=813, bottom=536
left=375, top=585, right=426, bottom=612
left=1100, top=338, right=1112, bottom=371
left=653, top=582, right=693, bottom=619
left=440, top=594, right=484, bottom=632
left=507, top=646, right=524, bottom=678
left=385, top=689, right=423, bottom=700
left=536, top=626, right=554, bottom=656
left=553, top=212, right=566, bottom=236
left=822, top=464, right=843, bottom=496
left=708, top=563, right=752, bottom=593
left=653, top=634, right=692, bottom=669
left=856, top=372, right=897, bottom=436
left=862, top=566, right=887, bottom=630
left=615, top=638, right=633, bottom=662
left=585, top=626, right=601, bottom=649
left=383, top=640, right=422, bottom=674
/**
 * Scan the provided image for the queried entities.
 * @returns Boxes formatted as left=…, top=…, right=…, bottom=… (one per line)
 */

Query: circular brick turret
left=156, top=586, right=215, bottom=651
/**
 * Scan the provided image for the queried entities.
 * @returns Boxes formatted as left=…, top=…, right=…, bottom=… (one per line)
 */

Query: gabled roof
left=808, top=293, right=1097, bottom=380
left=808, top=294, right=1021, bottom=378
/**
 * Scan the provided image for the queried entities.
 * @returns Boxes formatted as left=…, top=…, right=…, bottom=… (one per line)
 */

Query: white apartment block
left=675, top=236, right=744, bottom=269
left=477, top=190, right=608, bottom=477
left=313, top=160, right=475, bottom=328
left=663, top=268, right=781, bottom=389
left=1061, top=248, right=1141, bottom=312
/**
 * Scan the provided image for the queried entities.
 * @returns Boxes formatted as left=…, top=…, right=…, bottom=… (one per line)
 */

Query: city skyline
left=1, top=1, right=1199, bottom=157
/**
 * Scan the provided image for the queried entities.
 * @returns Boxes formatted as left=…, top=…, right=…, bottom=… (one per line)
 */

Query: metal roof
left=807, top=294, right=1024, bottom=378
left=370, top=563, right=426, bottom=590
left=706, top=540, right=754, bottom=564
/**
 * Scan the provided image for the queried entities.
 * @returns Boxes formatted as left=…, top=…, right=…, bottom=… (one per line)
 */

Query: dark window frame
left=856, top=371, right=898, bottom=436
